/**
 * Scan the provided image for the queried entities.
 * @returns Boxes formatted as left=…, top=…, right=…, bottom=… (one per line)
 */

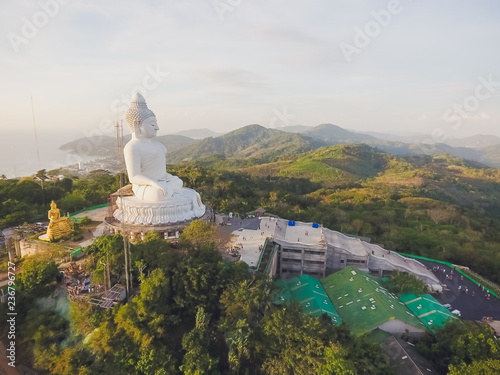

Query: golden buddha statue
left=45, top=201, right=72, bottom=241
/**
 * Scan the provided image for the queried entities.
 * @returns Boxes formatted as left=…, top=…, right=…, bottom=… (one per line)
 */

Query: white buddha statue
left=124, top=93, right=184, bottom=201
left=113, top=93, right=206, bottom=225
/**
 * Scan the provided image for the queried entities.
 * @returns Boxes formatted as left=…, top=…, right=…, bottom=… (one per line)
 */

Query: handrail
left=264, top=245, right=278, bottom=275
left=251, top=237, right=270, bottom=270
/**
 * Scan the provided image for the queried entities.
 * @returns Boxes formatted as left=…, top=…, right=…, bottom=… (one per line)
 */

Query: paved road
left=419, top=260, right=500, bottom=320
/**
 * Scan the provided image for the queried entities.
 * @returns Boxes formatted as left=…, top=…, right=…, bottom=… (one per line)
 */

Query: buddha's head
left=126, top=92, right=159, bottom=139
left=50, top=200, right=57, bottom=210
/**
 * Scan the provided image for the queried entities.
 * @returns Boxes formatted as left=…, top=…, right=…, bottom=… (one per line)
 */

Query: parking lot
left=419, top=260, right=500, bottom=320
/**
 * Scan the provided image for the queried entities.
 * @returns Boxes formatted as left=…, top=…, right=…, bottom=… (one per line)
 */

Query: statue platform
left=113, top=186, right=206, bottom=226
left=107, top=184, right=213, bottom=241
left=105, top=205, right=213, bottom=241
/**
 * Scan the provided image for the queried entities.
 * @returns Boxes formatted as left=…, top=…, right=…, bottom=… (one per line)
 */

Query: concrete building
left=273, top=219, right=327, bottom=278
left=261, top=219, right=441, bottom=291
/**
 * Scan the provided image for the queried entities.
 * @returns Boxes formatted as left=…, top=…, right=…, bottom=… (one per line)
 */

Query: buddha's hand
left=151, top=182, right=166, bottom=196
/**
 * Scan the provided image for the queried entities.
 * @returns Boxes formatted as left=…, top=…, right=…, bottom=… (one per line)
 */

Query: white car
left=443, top=303, right=452, bottom=310
left=451, top=309, right=461, bottom=317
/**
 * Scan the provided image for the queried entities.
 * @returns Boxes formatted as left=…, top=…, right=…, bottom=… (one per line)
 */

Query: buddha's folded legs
left=133, top=184, right=171, bottom=201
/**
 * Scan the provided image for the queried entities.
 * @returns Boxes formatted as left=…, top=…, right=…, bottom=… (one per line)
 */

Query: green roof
left=399, top=293, right=458, bottom=332
left=320, top=267, right=427, bottom=335
left=273, top=274, right=342, bottom=325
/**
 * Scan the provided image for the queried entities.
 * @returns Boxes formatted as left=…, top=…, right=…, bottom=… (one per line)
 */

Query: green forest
left=3, top=229, right=499, bottom=374
left=2, top=230, right=394, bottom=374
left=2, top=143, right=500, bottom=373
left=2, top=143, right=500, bottom=282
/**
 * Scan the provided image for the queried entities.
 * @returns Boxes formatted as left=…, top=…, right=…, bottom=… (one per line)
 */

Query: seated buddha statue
left=46, top=201, right=72, bottom=241
left=124, top=92, right=184, bottom=201
left=114, top=93, right=205, bottom=225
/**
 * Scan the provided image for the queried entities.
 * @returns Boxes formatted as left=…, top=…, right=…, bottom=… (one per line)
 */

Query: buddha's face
left=137, top=116, right=159, bottom=139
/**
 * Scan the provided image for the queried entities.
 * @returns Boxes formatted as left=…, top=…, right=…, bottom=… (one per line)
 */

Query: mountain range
left=58, top=123, right=500, bottom=168
left=59, top=134, right=196, bottom=158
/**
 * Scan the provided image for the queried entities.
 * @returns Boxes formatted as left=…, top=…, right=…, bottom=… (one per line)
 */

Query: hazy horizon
left=2, top=120, right=499, bottom=179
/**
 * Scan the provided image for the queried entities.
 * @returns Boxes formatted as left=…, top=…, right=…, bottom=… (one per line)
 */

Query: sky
left=1, top=0, right=500, bottom=146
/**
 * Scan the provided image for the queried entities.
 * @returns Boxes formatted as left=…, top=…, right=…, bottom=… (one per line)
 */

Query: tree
left=18, top=254, right=59, bottom=293
left=11, top=179, right=42, bottom=204
left=220, top=279, right=270, bottom=325
left=260, top=304, right=331, bottom=375
left=179, top=307, right=219, bottom=375
left=173, top=248, right=224, bottom=314
left=221, top=318, right=252, bottom=374
left=448, top=359, right=500, bottom=375
left=219, top=278, right=271, bottom=374
left=135, top=260, right=147, bottom=282
left=55, top=177, right=73, bottom=192
left=416, top=320, right=500, bottom=374
left=130, top=232, right=176, bottom=278
left=386, top=270, right=428, bottom=294
left=180, top=220, right=217, bottom=251
left=58, top=193, right=86, bottom=214
left=84, top=235, right=124, bottom=286
left=319, top=344, right=357, bottom=375
left=88, top=269, right=181, bottom=374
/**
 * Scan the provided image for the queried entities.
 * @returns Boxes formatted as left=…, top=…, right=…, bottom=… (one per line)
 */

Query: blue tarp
left=288, top=220, right=296, bottom=226
left=312, top=223, right=319, bottom=228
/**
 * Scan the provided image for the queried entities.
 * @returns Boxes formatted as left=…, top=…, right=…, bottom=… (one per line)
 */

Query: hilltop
left=235, top=144, right=500, bottom=217
left=237, top=144, right=390, bottom=187
left=58, top=123, right=500, bottom=169
left=168, top=124, right=327, bottom=164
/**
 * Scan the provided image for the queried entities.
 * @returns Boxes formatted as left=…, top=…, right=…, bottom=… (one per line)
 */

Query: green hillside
left=168, top=124, right=327, bottom=164
left=303, top=123, right=379, bottom=144
left=59, top=123, right=500, bottom=168
left=278, top=144, right=390, bottom=186
left=167, top=145, right=500, bottom=284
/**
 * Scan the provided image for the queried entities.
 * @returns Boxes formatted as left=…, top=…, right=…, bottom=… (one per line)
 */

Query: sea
left=0, top=130, right=96, bottom=178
